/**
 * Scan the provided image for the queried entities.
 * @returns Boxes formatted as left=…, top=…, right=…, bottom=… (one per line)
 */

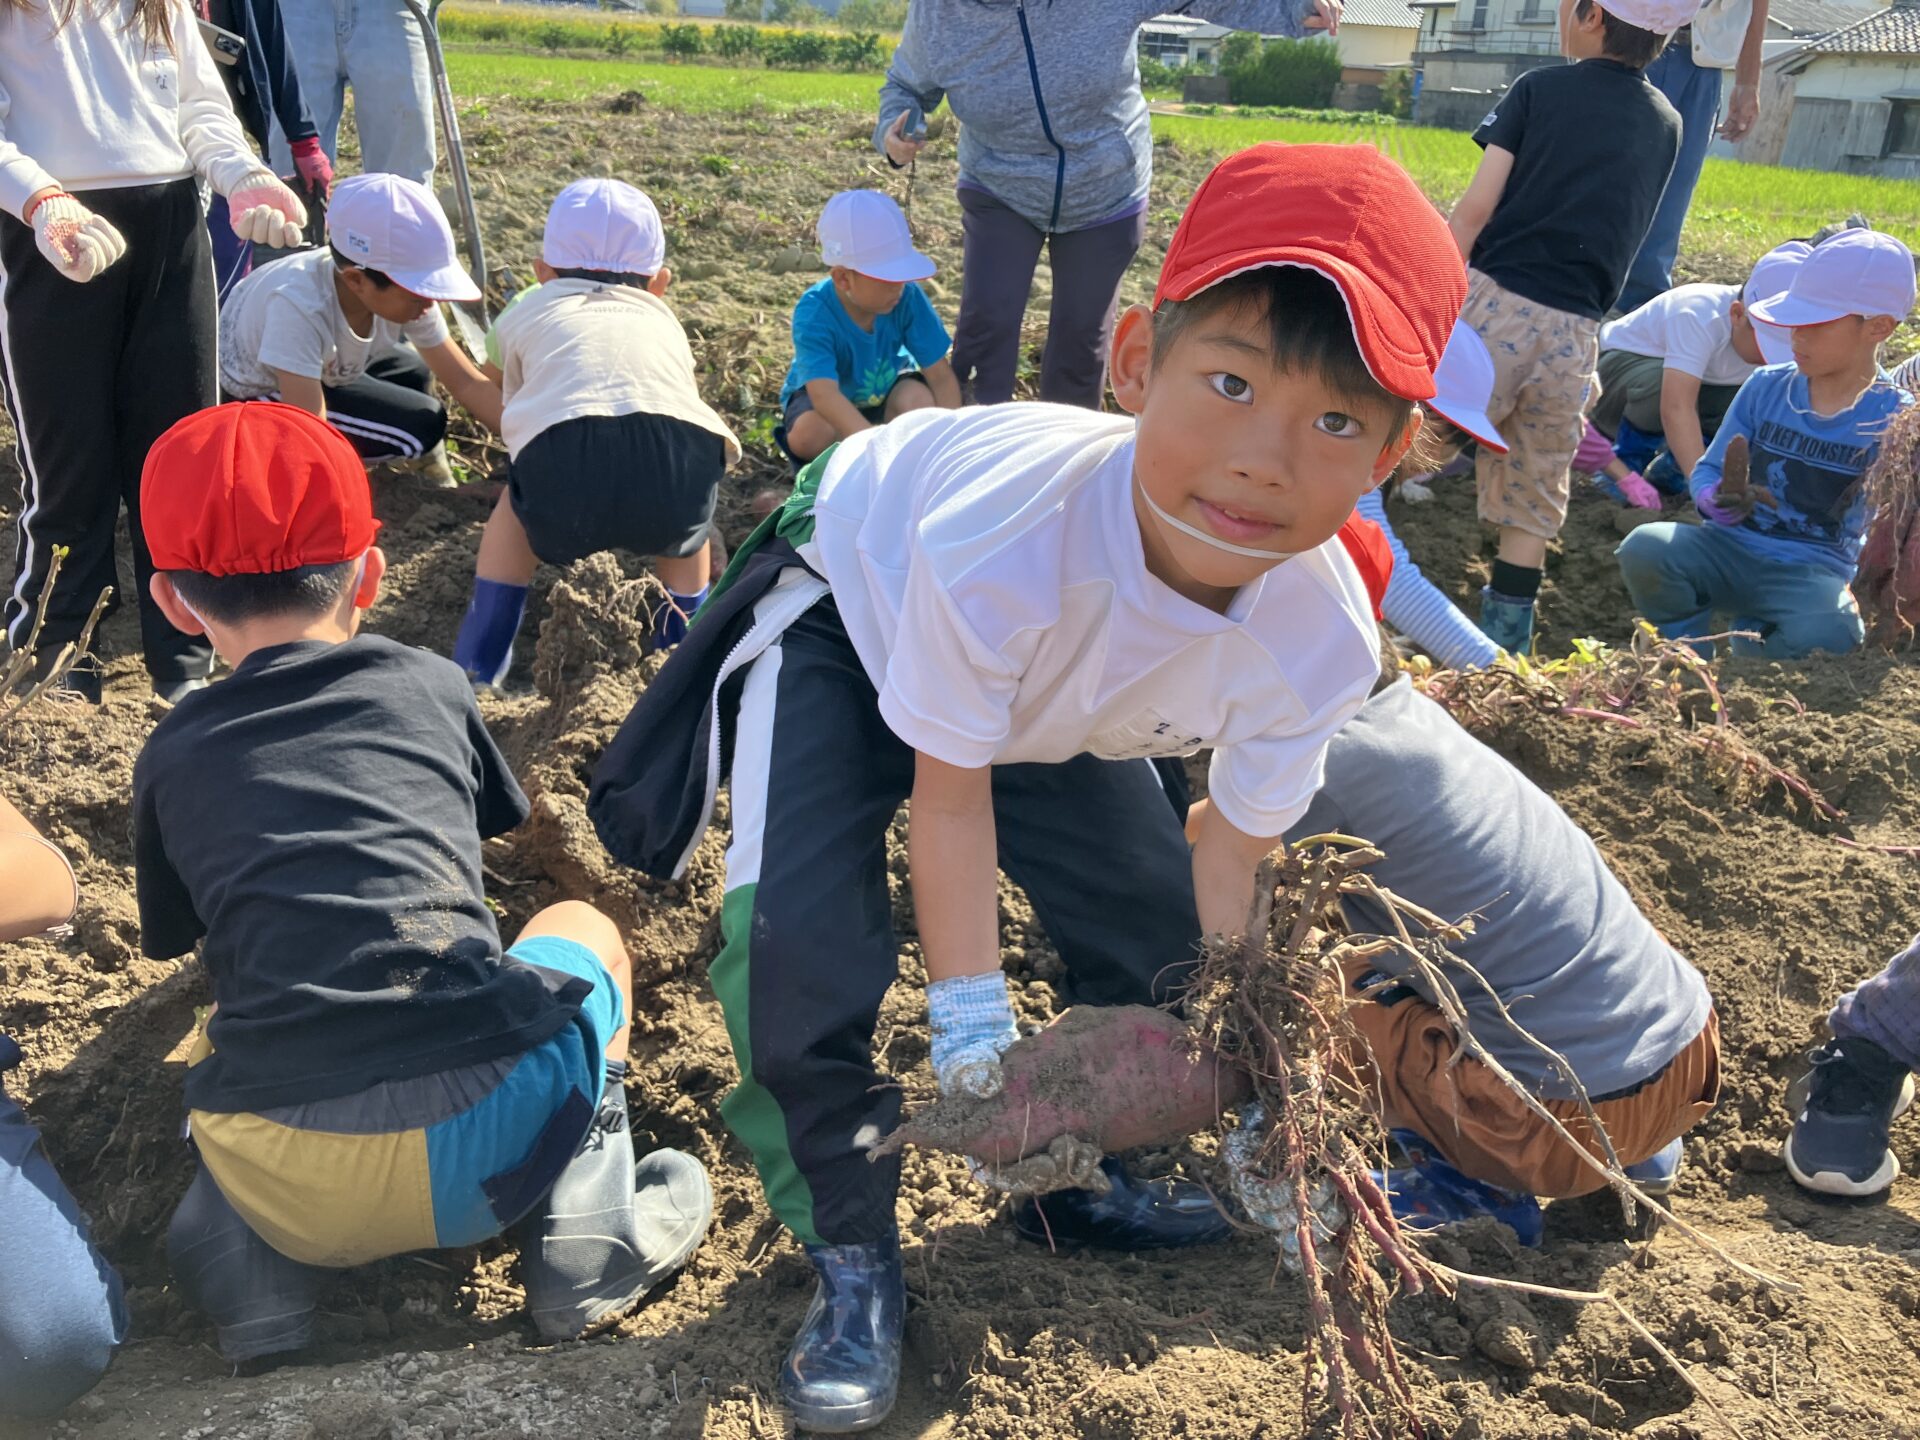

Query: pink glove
left=226, top=170, right=307, bottom=248
left=1617, top=471, right=1661, bottom=509
left=1573, top=419, right=1617, bottom=474
left=289, top=136, right=333, bottom=197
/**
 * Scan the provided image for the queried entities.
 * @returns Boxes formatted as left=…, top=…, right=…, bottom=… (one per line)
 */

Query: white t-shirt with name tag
left=1598, top=282, right=1754, bottom=387
left=799, top=404, right=1381, bottom=839
left=218, top=249, right=449, bottom=398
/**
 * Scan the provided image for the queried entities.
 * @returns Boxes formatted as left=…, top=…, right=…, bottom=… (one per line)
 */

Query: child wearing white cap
left=1445, top=0, right=1687, bottom=654
left=218, top=172, right=500, bottom=472
left=1617, top=228, right=1917, bottom=658
left=451, top=178, right=741, bottom=679
left=778, top=190, right=960, bottom=463
left=1582, top=240, right=1805, bottom=509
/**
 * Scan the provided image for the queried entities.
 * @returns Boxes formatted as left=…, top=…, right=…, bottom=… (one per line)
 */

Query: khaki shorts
left=1462, top=270, right=1601, bottom=541
left=1340, top=952, right=1721, bottom=1198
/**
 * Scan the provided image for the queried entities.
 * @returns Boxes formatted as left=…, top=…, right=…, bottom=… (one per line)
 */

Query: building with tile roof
left=1733, top=0, right=1920, bottom=174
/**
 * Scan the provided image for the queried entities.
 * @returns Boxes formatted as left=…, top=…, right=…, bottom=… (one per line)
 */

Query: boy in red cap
left=588, top=143, right=1464, bottom=1434
left=131, top=403, right=712, bottom=1366
left=1445, top=0, right=1684, bottom=652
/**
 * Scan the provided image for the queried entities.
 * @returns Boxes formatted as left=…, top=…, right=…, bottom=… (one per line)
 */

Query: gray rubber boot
left=167, top=1164, right=328, bottom=1364
left=515, top=1064, right=714, bottom=1340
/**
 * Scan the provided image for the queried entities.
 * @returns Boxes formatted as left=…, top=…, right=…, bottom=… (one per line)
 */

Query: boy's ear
left=1866, top=314, right=1900, bottom=344
left=1729, top=299, right=1748, bottom=326
left=532, top=258, right=558, bottom=284
left=149, top=574, right=206, bottom=638
left=648, top=266, right=672, bottom=297
left=351, top=547, right=387, bottom=612
left=1371, top=408, right=1425, bottom=485
left=1109, top=304, right=1156, bottom=417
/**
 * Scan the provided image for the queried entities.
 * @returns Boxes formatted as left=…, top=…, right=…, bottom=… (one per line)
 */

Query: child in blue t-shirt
left=779, top=190, right=960, bottom=462
left=1617, top=230, right=1915, bottom=659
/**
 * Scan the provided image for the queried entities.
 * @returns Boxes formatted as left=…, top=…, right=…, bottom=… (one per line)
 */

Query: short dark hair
left=550, top=265, right=654, bottom=289
left=330, top=244, right=395, bottom=289
left=167, top=561, right=359, bottom=626
left=1151, top=266, right=1417, bottom=443
left=1575, top=0, right=1668, bottom=68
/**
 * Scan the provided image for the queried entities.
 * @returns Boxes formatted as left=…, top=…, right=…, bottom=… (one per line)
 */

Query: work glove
left=1699, top=436, right=1774, bottom=527
left=226, top=170, right=308, bottom=249
left=1223, top=1104, right=1348, bottom=1276
left=288, top=137, right=334, bottom=198
left=926, top=970, right=1018, bottom=1100
left=1573, top=418, right=1617, bottom=475
left=1616, top=471, right=1662, bottom=510
left=30, top=193, right=127, bottom=283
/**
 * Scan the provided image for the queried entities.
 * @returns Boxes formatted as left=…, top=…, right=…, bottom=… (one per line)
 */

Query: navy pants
left=0, top=1041, right=126, bottom=1418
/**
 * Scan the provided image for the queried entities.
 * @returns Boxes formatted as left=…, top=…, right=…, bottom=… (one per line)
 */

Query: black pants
left=951, top=187, right=1146, bottom=409
left=0, top=179, right=217, bottom=682
left=324, top=348, right=444, bottom=460
left=710, top=598, right=1201, bottom=1247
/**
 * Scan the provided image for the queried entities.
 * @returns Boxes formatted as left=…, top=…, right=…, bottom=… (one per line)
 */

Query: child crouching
left=133, top=403, right=712, bottom=1363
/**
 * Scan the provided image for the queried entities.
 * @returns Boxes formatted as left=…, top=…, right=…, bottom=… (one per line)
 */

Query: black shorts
left=508, top=411, right=724, bottom=565
left=780, top=372, right=926, bottom=434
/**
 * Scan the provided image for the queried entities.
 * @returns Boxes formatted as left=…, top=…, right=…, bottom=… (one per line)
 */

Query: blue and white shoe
left=1783, top=1035, right=1914, bottom=1198
left=1623, top=1138, right=1684, bottom=1198
left=1373, top=1130, right=1545, bottom=1246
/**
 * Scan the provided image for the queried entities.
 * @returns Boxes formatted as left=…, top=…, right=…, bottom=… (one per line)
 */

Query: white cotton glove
left=1224, top=1104, right=1348, bottom=1276
left=927, top=971, right=1019, bottom=1100
left=225, top=170, right=308, bottom=249
left=31, top=194, right=127, bottom=283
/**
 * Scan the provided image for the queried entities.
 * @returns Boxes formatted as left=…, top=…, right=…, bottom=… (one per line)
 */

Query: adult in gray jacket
left=874, top=0, right=1338, bottom=409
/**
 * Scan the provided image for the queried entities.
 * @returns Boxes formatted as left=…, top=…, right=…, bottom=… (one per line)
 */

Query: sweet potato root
left=874, top=1004, right=1250, bottom=1165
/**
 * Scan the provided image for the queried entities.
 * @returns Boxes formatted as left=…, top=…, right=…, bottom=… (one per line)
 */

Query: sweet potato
left=875, top=1004, right=1250, bottom=1165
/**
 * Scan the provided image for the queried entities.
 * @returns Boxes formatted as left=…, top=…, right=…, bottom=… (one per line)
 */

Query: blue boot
left=453, top=580, right=528, bottom=688
left=1372, top=1130, right=1545, bottom=1246
left=1011, top=1157, right=1233, bottom=1251
left=1477, top=586, right=1535, bottom=655
left=651, top=586, right=708, bottom=651
left=779, top=1234, right=904, bottom=1434
left=1624, top=1138, right=1685, bottom=1198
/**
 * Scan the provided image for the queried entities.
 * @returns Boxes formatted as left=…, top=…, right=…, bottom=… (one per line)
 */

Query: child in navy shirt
left=1617, top=229, right=1915, bottom=658
left=779, top=190, right=960, bottom=462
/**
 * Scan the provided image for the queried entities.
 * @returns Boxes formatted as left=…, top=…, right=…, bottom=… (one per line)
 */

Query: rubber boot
left=651, top=587, right=707, bottom=651
left=778, top=1233, right=905, bottom=1434
left=1011, top=1157, right=1232, bottom=1251
left=514, top=1064, right=714, bottom=1340
left=452, top=580, right=528, bottom=688
left=1477, top=586, right=1535, bottom=655
left=1372, top=1130, right=1544, bottom=1246
left=167, top=1164, right=327, bottom=1364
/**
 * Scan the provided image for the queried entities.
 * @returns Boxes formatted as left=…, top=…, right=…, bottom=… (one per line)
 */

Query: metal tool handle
left=403, top=0, right=489, bottom=322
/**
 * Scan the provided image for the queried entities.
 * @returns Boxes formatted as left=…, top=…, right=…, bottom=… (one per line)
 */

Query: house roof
left=1786, top=0, right=1920, bottom=57
left=1767, top=0, right=1884, bottom=37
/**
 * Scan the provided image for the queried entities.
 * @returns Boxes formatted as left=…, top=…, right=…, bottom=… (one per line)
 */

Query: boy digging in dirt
left=590, top=143, right=1464, bottom=1433
left=217, top=172, right=500, bottom=481
left=131, top=403, right=712, bottom=1366
left=1617, top=228, right=1916, bottom=658
left=452, top=178, right=742, bottom=677
left=1204, top=649, right=1720, bottom=1243
left=1445, top=0, right=1686, bottom=653
left=778, top=189, right=961, bottom=463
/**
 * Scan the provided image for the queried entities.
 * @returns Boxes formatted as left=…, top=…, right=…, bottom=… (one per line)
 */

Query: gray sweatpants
left=952, top=186, right=1145, bottom=409
left=1830, top=932, right=1920, bottom=1071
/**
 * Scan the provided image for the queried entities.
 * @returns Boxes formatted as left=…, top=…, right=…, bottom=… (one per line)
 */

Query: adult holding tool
left=874, top=0, right=1341, bottom=410
left=0, top=0, right=308, bottom=702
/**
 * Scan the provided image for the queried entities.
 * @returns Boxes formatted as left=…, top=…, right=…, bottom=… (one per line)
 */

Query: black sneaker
left=1011, top=1157, right=1233, bottom=1252
left=1782, top=1035, right=1914, bottom=1197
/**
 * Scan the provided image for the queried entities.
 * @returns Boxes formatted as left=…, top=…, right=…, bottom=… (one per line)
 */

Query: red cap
left=1336, top=512, right=1393, bottom=621
left=141, top=403, right=379, bottom=576
left=1152, top=143, right=1466, bottom=402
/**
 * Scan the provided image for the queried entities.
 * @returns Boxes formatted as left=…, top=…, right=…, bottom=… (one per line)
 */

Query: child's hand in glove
left=927, top=971, right=1018, bottom=1099
left=1700, top=435, right=1777, bottom=525
left=30, top=193, right=126, bottom=283
left=226, top=171, right=309, bottom=249
left=1224, top=1104, right=1348, bottom=1275
left=1616, top=471, right=1662, bottom=510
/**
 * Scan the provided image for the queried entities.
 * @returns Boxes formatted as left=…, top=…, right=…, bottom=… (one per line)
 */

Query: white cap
left=326, top=173, right=481, bottom=302
left=817, top=190, right=934, bottom=283
left=1427, top=321, right=1508, bottom=454
left=543, top=178, right=664, bottom=276
left=1597, top=0, right=1701, bottom=35
left=1743, top=240, right=1811, bottom=366
left=1748, top=228, right=1916, bottom=328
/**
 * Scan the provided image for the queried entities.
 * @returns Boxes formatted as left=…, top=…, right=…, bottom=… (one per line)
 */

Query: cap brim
left=388, top=262, right=484, bottom=304
left=1748, top=290, right=1848, bottom=328
left=1753, top=320, right=1795, bottom=367
left=1160, top=249, right=1437, bottom=400
left=1431, top=400, right=1508, bottom=453
left=847, top=250, right=936, bottom=283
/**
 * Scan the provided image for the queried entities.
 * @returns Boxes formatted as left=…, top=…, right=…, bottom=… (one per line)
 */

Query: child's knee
left=1614, top=522, right=1677, bottom=586
left=885, top=378, right=936, bottom=419
left=786, top=411, right=834, bottom=460
left=517, top=901, right=629, bottom=982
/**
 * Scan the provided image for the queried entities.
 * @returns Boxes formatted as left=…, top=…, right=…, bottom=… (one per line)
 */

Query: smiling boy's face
left=1111, top=276, right=1419, bottom=605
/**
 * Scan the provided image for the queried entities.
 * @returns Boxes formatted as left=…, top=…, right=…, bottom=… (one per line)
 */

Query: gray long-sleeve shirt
left=873, top=0, right=1314, bottom=235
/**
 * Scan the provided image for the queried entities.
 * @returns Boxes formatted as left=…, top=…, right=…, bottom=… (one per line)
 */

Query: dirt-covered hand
left=30, top=193, right=127, bottom=283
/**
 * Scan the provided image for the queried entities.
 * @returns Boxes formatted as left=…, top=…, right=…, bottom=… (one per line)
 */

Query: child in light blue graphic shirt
left=1617, top=230, right=1915, bottom=658
left=778, top=191, right=959, bottom=462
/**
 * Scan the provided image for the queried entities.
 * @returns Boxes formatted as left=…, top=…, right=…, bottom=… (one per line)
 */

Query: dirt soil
left=6, top=97, right=1920, bottom=1440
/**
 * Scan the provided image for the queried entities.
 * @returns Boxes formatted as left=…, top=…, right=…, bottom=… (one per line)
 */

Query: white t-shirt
left=1599, top=283, right=1755, bottom=387
left=800, top=404, right=1381, bottom=839
left=488, top=280, right=741, bottom=463
left=218, top=250, right=449, bottom=398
